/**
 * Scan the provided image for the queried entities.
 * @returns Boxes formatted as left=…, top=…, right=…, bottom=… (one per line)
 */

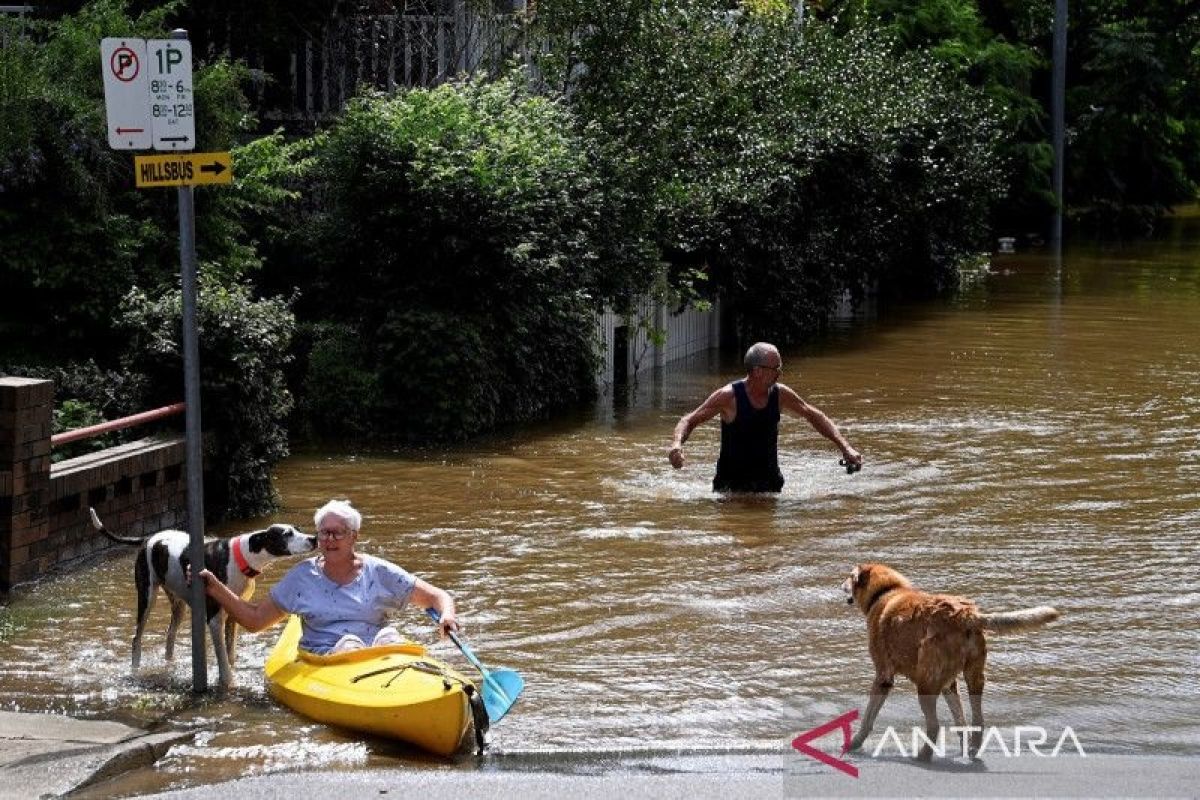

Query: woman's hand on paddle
left=436, top=609, right=460, bottom=639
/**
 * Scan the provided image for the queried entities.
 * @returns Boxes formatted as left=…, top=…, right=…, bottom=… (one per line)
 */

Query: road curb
left=0, top=711, right=193, bottom=799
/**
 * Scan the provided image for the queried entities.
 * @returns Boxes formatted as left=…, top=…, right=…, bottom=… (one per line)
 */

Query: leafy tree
left=532, top=0, right=1004, bottom=340
left=815, top=0, right=1200, bottom=233
left=1066, top=4, right=1200, bottom=232
left=0, top=0, right=273, bottom=364
left=285, top=74, right=607, bottom=440
left=119, top=281, right=295, bottom=521
left=1, top=0, right=306, bottom=519
left=815, top=0, right=1050, bottom=232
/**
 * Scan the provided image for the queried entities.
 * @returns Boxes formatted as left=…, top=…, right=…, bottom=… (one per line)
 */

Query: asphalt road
left=131, top=751, right=1200, bottom=799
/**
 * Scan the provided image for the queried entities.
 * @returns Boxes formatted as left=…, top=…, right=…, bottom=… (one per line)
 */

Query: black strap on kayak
left=351, top=664, right=407, bottom=682
left=351, top=661, right=452, bottom=688
left=384, top=661, right=451, bottom=689
left=465, top=683, right=489, bottom=755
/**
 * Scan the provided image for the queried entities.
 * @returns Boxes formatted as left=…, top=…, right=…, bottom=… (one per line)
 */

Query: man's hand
left=842, top=447, right=863, bottom=468
left=668, top=445, right=685, bottom=469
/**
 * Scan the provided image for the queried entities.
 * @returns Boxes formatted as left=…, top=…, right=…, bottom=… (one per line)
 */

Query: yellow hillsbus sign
left=134, top=152, right=232, bottom=187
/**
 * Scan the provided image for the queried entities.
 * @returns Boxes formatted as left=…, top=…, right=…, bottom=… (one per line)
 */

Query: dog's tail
left=980, top=606, right=1061, bottom=633
left=89, top=507, right=145, bottom=546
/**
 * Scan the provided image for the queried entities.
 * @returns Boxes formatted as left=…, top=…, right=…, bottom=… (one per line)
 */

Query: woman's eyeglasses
left=317, top=528, right=353, bottom=540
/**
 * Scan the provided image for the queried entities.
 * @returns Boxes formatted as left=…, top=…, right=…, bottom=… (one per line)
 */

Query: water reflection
left=3, top=226, right=1200, bottom=794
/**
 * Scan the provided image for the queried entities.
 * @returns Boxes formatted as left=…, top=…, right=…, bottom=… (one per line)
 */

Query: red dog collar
left=232, top=537, right=259, bottom=578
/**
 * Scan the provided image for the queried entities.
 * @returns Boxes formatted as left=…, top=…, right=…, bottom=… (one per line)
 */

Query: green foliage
left=818, top=0, right=1200, bottom=233
left=1, top=1, right=298, bottom=519
left=816, top=0, right=1050, bottom=230
left=51, top=399, right=110, bottom=461
left=0, top=1, right=172, bottom=361
left=294, top=321, right=384, bottom=440
left=198, top=131, right=311, bottom=285
left=533, top=1, right=1004, bottom=340
left=1067, top=9, right=1200, bottom=232
left=284, top=75, right=603, bottom=440
left=119, top=281, right=295, bottom=521
left=0, top=0, right=264, bottom=364
left=1, top=359, right=149, bottom=460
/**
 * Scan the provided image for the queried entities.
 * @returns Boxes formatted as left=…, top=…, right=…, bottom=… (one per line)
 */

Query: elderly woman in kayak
left=198, top=498, right=458, bottom=653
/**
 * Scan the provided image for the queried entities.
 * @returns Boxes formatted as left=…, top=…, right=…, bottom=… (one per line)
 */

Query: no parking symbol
left=109, top=45, right=141, bottom=81
left=100, top=38, right=151, bottom=149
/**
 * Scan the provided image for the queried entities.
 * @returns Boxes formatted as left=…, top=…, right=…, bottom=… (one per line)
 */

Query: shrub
left=283, top=74, right=605, bottom=440
left=535, top=2, right=1004, bottom=341
left=119, top=281, right=295, bottom=521
left=0, top=0, right=267, bottom=365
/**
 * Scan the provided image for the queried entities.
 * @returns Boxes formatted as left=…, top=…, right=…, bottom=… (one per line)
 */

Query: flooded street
left=2, top=220, right=1199, bottom=794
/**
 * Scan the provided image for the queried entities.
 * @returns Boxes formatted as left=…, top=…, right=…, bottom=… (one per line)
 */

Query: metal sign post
left=162, top=28, right=208, bottom=695
left=101, top=27, right=216, bottom=693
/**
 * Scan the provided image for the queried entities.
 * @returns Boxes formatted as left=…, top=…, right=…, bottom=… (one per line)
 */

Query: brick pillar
left=0, top=377, right=53, bottom=595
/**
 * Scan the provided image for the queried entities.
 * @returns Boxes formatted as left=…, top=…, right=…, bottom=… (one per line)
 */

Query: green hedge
left=281, top=75, right=608, bottom=441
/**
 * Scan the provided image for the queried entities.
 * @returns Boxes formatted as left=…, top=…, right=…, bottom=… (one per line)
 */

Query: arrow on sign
left=116, top=127, right=145, bottom=134
left=200, top=161, right=227, bottom=176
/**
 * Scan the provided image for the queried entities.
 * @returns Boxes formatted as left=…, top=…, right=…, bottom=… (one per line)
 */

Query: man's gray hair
left=314, top=498, right=362, bottom=532
left=744, top=342, right=778, bottom=368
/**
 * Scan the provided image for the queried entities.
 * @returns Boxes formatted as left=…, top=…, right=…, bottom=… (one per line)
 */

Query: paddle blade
left=425, top=608, right=525, bottom=723
left=481, top=668, right=525, bottom=722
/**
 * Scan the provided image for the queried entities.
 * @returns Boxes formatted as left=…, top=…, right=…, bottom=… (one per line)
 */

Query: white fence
left=594, top=300, right=720, bottom=391
left=269, top=5, right=517, bottom=121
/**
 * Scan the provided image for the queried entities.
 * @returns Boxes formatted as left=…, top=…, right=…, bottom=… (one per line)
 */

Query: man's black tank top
left=713, top=380, right=784, bottom=493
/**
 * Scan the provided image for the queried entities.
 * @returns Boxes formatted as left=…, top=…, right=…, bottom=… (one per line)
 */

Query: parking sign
left=146, top=39, right=194, bottom=151
left=100, top=38, right=152, bottom=150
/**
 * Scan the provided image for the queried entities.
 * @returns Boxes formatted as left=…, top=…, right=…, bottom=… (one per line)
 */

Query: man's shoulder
left=773, top=383, right=809, bottom=411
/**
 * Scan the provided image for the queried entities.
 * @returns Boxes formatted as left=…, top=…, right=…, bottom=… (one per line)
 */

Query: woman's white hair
left=314, top=499, right=362, bottom=532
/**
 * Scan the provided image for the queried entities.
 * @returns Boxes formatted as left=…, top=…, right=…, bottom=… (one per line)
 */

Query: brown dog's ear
left=855, top=565, right=872, bottom=588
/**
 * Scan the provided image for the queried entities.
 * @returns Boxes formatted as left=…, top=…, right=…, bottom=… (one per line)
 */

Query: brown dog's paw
left=967, top=731, right=984, bottom=759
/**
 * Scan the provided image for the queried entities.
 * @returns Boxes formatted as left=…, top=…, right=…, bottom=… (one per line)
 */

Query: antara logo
left=791, top=710, right=1087, bottom=777
left=790, top=709, right=859, bottom=778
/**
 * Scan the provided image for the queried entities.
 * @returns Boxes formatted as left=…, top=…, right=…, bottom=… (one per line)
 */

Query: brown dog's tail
left=89, top=507, right=145, bottom=546
left=980, top=606, right=1061, bottom=633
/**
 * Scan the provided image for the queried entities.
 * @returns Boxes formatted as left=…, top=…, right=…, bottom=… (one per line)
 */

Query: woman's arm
left=410, top=578, right=458, bottom=637
left=197, top=568, right=288, bottom=632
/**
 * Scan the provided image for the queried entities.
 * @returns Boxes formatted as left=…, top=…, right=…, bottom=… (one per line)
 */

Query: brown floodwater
left=2, top=219, right=1198, bottom=794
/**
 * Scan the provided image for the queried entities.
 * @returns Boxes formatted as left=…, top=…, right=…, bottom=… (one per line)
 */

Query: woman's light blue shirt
left=269, top=553, right=416, bottom=653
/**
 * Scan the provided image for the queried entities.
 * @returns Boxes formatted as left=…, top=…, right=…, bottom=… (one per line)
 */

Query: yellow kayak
left=265, top=616, right=480, bottom=757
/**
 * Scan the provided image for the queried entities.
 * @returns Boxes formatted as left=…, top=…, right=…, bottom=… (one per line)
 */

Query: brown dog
left=841, top=562, right=1060, bottom=760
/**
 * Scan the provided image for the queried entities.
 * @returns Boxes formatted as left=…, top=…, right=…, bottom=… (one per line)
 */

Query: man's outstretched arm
left=669, top=386, right=733, bottom=468
left=778, top=385, right=862, bottom=466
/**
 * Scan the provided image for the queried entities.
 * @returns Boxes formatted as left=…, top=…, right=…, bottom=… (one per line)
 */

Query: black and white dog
left=89, top=507, right=316, bottom=688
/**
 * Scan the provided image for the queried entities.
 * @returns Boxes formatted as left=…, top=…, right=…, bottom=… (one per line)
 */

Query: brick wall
left=0, top=377, right=188, bottom=595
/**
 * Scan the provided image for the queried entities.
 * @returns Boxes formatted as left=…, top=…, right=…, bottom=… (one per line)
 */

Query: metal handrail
left=50, top=402, right=185, bottom=446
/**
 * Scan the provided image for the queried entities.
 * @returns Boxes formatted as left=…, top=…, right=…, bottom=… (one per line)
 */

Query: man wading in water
left=668, top=342, right=863, bottom=492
